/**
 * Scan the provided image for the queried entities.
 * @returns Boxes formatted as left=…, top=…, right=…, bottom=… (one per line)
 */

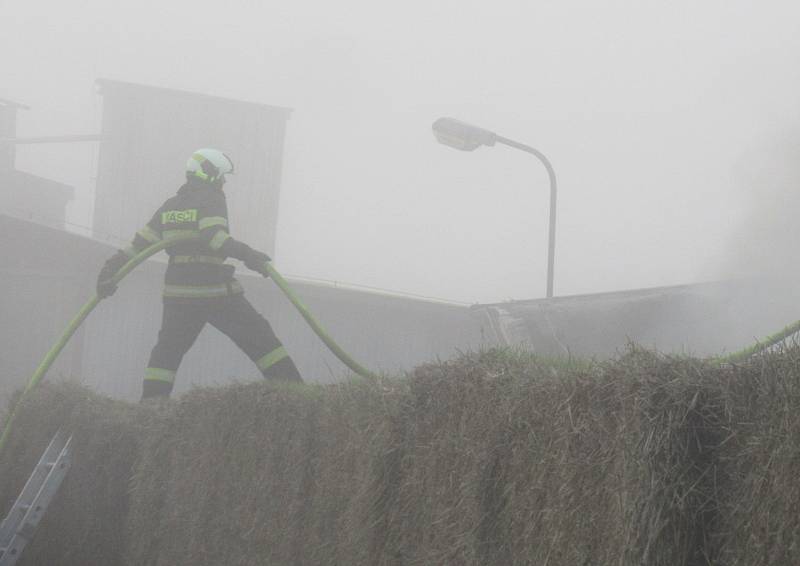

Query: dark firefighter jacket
left=101, top=178, right=258, bottom=301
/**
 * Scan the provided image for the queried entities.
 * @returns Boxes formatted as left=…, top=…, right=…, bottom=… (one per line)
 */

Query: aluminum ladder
left=0, top=430, right=73, bottom=566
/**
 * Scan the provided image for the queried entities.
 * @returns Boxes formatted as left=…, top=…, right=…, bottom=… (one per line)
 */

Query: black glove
left=96, top=251, right=126, bottom=299
left=96, top=277, right=118, bottom=299
left=243, top=248, right=271, bottom=274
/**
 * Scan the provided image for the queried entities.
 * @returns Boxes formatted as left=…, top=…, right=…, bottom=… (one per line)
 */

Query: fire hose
left=715, top=320, right=800, bottom=365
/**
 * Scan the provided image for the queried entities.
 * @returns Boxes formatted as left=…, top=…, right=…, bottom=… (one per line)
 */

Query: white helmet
left=186, top=148, right=234, bottom=184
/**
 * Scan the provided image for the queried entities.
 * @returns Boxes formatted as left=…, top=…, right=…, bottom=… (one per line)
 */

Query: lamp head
left=432, top=117, right=497, bottom=151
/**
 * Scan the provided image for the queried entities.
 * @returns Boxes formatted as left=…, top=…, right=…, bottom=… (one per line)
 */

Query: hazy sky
left=3, top=0, right=800, bottom=303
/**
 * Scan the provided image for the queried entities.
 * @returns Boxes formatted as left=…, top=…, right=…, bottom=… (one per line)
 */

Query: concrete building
left=0, top=97, right=74, bottom=229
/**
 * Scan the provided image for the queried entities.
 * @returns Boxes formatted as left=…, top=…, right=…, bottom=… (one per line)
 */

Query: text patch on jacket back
left=162, top=209, right=198, bottom=224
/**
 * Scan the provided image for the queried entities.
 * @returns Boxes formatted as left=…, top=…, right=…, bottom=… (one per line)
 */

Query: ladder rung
left=18, top=522, right=37, bottom=540
left=0, top=431, right=73, bottom=566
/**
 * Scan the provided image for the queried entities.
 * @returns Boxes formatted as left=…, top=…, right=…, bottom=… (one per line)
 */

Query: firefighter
left=95, top=148, right=303, bottom=400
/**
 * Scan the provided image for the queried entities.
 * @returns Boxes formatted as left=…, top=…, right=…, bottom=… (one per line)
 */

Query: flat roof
left=474, top=279, right=737, bottom=310
left=2, top=168, right=75, bottom=195
left=96, top=78, right=293, bottom=116
left=0, top=97, right=29, bottom=110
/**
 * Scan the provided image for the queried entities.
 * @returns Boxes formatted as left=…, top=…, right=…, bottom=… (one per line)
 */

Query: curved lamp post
left=432, top=117, right=557, bottom=298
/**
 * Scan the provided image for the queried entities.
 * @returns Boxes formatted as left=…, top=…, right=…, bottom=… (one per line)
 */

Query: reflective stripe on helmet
left=186, top=149, right=234, bottom=182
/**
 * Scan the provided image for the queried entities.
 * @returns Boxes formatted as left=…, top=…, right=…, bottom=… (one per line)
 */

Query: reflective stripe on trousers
left=144, top=367, right=176, bottom=384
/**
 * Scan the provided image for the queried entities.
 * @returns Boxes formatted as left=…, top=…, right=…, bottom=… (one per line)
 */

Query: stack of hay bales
left=2, top=346, right=800, bottom=565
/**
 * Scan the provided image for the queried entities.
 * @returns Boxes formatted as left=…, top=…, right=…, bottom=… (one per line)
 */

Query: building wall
left=0, top=170, right=74, bottom=229
left=0, top=103, right=18, bottom=171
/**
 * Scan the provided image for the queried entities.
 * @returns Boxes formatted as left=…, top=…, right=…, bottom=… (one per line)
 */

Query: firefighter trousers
left=142, top=294, right=302, bottom=399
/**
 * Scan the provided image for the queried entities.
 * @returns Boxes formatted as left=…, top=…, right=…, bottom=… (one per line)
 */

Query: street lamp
left=432, top=117, right=557, bottom=298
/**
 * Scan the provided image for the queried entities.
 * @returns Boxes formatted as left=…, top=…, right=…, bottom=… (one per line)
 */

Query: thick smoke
left=709, top=132, right=800, bottom=349
left=723, top=134, right=800, bottom=281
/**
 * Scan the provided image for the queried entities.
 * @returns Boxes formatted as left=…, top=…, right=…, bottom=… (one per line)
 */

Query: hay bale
left=496, top=354, right=632, bottom=565
left=713, top=346, right=800, bottom=565
left=614, top=350, right=728, bottom=566
left=123, top=378, right=402, bottom=566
